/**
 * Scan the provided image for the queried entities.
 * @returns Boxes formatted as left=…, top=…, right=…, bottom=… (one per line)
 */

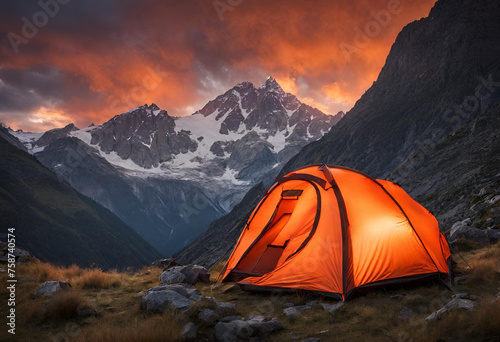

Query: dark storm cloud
left=0, top=0, right=437, bottom=131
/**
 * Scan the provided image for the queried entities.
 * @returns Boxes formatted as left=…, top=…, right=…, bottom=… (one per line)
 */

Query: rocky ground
left=1, top=241, right=499, bottom=342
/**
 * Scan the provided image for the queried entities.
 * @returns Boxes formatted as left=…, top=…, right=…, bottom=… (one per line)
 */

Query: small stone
left=284, top=302, right=294, bottom=308
left=301, top=338, right=320, bottom=342
left=452, top=293, right=469, bottom=300
left=198, top=308, right=219, bottom=324
left=425, top=298, right=475, bottom=321
left=181, top=322, right=197, bottom=340
left=35, top=281, right=71, bottom=297
left=283, top=306, right=300, bottom=317
left=320, top=301, right=344, bottom=313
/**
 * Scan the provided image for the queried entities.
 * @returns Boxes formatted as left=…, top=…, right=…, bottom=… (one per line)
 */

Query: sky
left=0, top=0, right=436, bottom=132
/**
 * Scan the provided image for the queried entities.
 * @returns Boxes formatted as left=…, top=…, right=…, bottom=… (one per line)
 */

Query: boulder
left=425, top=298, right=475, bottom=321
left=215, top=316, right=283, bottom=342
left=146, top=283, right=202, bottom=302
left=181, top=322, right=197, bottom=340
left=35, top=281, right=71, bottom=297
left=140, top=289, right=194, bottom=314
left=449, top=219, right=489, bottom=244
left=160, top=265, right=210, bottom=285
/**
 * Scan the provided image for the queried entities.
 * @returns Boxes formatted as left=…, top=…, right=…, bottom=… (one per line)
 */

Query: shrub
left=46, top=289, right=87, bottom=320
left=75, top=269, right=122, bottom=289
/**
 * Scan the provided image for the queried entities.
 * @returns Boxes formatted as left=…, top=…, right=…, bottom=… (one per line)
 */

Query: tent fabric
left=218, top=164, right=451, bottom=301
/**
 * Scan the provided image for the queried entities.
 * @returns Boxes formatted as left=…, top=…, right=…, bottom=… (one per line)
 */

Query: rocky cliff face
left=177, top=0, right=500, bottom=267
left=10, top=78, right=342, bottom=256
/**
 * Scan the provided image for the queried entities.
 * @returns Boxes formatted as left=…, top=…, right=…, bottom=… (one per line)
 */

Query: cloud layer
left=0, top=0, right=436, bottom=132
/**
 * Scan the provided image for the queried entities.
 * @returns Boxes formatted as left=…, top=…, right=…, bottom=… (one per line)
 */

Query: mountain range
left=0, top=127, right=162, bottom=269
left=176, top=0, right=500, bottom=266
left=7, top=77, right=343, bottom=256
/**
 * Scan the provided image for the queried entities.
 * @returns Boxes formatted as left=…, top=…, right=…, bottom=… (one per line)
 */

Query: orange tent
left=218, top=164, right=451, bottom=301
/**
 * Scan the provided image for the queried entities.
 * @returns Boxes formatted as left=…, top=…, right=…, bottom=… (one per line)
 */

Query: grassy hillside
left=1, top=244, right=499, bottom=341
left=0, top=136, right=162, bottom=269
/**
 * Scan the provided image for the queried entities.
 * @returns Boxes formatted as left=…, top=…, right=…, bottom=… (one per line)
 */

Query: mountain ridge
left=9, top=77, right=343, bottom=256
left=0, top=130, right=162, bottom=269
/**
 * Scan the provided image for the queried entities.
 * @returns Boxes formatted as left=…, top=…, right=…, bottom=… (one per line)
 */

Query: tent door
left=252, top=239, right=290, bottom=275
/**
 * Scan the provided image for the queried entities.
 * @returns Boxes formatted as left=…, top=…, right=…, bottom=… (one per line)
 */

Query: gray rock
left=449, top=219, right=489, bottom=244
left=34, top=281, right=71, bottom=297
left=425, top=298, right=475, bottom=321
left=140, top=289, right=194, bottom=314
left=198, top=308, right=219, bottom=324
left=215, top=315, right=283, bottom=341
left=181, top=322, right=197, bottom=340
left=217, top=302, right=236, bottom=311
left=160, top=265, right=210, bottom=285
left=160, top=266, right=187, bottom=284
left=220, top=315, right=242, bottom=322
left=283, top=302, right=294, bottom=308
left=320, top=301, right=344, bottom=313
left=146, top=283, right=203, bottom=302
left=301, top=338, right=320, bottom=342
left=0, top=267, right=5, bottom=273
left=283, top=301, right=319, bottom=317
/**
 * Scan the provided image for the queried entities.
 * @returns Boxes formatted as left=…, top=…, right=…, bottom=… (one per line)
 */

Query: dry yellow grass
left=74, top=269, right=122, bottom=289
left=46, top=289, right=88, bottom=319
left=73, top=314, right=182, bottom=342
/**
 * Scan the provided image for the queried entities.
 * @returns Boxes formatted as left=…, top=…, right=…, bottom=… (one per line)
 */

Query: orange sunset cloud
left=0, top=0, right=437, bottom=132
